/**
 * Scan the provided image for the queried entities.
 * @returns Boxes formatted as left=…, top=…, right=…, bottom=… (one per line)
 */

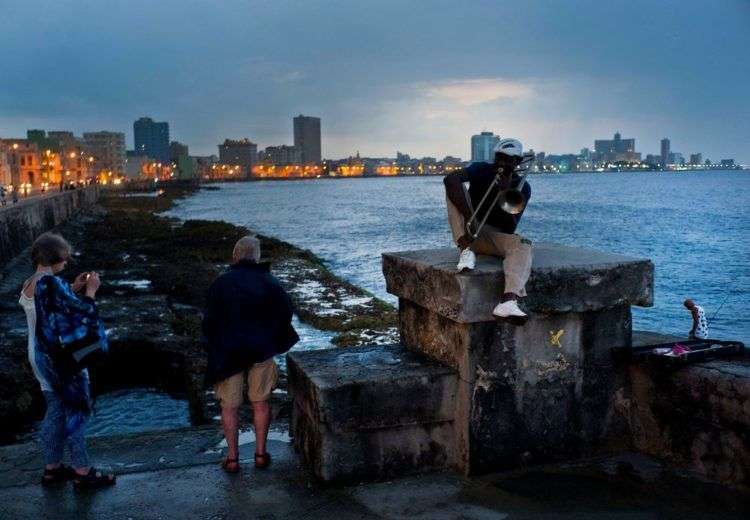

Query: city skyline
left=1, top=1, right=748, bottom=162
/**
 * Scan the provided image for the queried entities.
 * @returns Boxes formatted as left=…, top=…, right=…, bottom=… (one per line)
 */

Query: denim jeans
left=40, top=391, right=90, bottom=468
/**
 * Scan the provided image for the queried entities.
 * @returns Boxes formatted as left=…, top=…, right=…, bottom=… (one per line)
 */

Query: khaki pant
left=446, top=188, right=533, bottom=297
left=215, top=358, right=279, bottom=407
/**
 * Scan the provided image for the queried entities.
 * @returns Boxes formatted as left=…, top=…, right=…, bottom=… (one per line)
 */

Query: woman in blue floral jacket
left=20, top=232, right=115, bottom=491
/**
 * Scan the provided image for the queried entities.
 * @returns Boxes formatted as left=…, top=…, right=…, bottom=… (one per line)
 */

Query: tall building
left=660, top=138, right=670, bottom=166
left=594, top=132, right=640, bottom=163
left=133, top=117, right=170, bottom=162
left=689, top=153, right=703, bottom=166
left=470, top=131, right=499, bottom=163
left=83, top=131, right=126, bottom=175
left=293, top=115, right=321, bottom=164
left=218, top=138, right=258, bottom=177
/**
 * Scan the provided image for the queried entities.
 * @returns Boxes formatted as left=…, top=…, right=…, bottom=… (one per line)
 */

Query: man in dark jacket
left=202, top=235, right=299, bottom=472
left=443, top=138, right=533, bottom=324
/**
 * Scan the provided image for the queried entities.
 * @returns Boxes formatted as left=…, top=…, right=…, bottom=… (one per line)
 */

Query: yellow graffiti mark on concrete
left=549, top=329, right=564, bottom=348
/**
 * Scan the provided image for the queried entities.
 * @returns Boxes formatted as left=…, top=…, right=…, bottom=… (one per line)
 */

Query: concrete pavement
left=1, top=426, right=748, bottom=519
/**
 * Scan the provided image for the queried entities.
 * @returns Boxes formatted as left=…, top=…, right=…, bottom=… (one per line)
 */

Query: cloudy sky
left=1, top=0, right=748, bottom=162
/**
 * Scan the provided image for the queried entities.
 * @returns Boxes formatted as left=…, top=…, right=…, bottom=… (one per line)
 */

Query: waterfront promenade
left=1, top=426, right=748, bottom=519
left=1, top=182, right=747, bottom=518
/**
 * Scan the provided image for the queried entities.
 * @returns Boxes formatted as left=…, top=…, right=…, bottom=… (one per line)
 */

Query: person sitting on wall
left=202, top=235, right=299, bottom=473
left=443, top=138, right=533, bottom=325
left=684, top=299, right=709, bottom=340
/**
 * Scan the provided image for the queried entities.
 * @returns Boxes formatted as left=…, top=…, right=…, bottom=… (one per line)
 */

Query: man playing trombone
left=443, top=138, right=533, bottom=325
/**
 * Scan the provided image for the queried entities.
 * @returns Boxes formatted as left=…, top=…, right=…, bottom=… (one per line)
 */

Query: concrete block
left=292, top=407, right=455, bottom=482
left=383, top=245, right=653, bottom=323
left=399, top=299, right=631, bottom=473
left=620, top=335, right=750, bottom=488
left=287, top=344, right=458, bottom=482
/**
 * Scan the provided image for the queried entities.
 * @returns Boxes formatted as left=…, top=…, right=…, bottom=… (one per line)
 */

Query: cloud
left=421, top=78, right=534, bottom=106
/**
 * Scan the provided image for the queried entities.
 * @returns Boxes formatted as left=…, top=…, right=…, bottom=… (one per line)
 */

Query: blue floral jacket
left=34, top=274, right=108, bottom=434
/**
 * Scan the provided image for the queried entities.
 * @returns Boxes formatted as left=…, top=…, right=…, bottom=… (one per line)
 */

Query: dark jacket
left=202, top=260, right=299, bottom=386
left=444, top=162, right=531, bottom=234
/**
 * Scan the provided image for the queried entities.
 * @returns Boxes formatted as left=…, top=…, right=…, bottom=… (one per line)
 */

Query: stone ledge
left=287, top=344, right=457, bottom=432
left=383, top=244, right=653, bottom=323
left=626, top=330, right=750, bottom=488
left=287, top=344, right=458, bottom=482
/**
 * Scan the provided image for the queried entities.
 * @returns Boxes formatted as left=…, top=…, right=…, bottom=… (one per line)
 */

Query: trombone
left=465, top=152, right=534, bottom=240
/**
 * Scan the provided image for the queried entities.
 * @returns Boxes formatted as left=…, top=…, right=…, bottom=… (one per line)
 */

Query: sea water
left=168, top=170, right=750, bottom=342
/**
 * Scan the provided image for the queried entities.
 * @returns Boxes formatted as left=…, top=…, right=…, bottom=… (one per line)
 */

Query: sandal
left=221, top=457, right=240, bottom=474
left=73, top=468, right=116, bottom=491
left=254, top=452, right=272, bottom=469
left=41, top=464, right=76, bottom=486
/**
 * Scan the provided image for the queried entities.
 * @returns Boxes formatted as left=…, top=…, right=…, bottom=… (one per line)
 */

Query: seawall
left=0, top=186, right=100, bottom=268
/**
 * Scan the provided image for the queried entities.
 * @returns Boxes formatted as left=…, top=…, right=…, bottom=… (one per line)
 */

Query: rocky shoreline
left=0, top=183, right=397, bottom=443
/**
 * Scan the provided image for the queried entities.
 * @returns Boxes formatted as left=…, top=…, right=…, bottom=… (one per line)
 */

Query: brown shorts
left=214, top=358, right=278, bottom=407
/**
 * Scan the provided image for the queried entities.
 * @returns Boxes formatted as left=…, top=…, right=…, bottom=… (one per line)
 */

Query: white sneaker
left=492, top=300, right=528, bottom=325
left=457, top=248, right=476, bottom=272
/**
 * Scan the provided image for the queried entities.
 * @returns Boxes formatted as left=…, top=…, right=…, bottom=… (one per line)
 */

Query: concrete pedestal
left=287, top=344, right=457, bottom=482
left=383, top=244, right=653, bottom=474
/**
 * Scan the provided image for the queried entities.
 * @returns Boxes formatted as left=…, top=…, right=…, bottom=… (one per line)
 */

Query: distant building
left=47, top=131, right=77, bottom=148
left=535, top=152, right=546, bottom=170
left=261, top=145, right=300, bottom=166
left=218, top=138, right=258, bottom=176
left=125, top=151, right=151, bottom=179
left=50, top=132, right=91, bottom=183
left=133, top=117, right=170, bottom=162
left=470, top=132, right=500, bottom=163
left=1, top=139, right=41, bottom=187
left=174, top=155, right=195, bottom=179
left=192, top=155, right=218, bottom=178
left=668, top=152, right=685, bottom=165
left=83, top=131, right=126, bottom=176
left=660, top=138, right=670, bottom=166
left=26, top=129, right=57, bottom=151
left=0, top=144, right=11, bottom=186
left=293, top=115, right=322, bottom=164
left=544, top=154, right=580, bottom=172
left=169, top=141, right=189, bottom=162
left=395, top=152, right=411, bottom=166
left=442, top=155, right=463, bottom=166
left=645, top=154, right=661, bottom=166
left=720, top=159, right=735, bottom=167
left=689, top=153, right=703, bottom=166
left=594, top=132, right=640, bottom=163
